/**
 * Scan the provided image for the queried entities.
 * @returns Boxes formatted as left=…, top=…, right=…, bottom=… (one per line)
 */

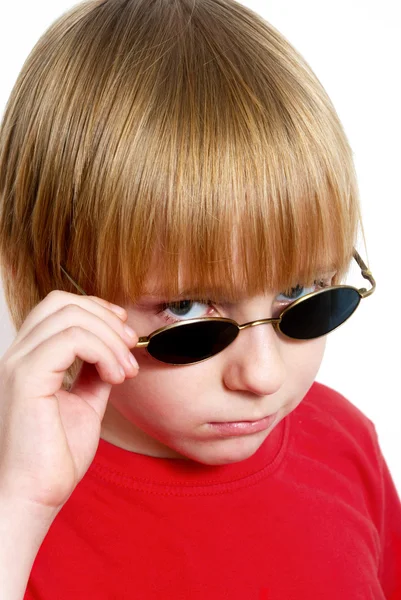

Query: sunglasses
left=60, top=248, right=375, bottom=366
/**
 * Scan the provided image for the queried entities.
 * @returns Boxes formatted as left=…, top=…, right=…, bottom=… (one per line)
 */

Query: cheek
left=285, top=337, right=327, bottom=408
left=297, top=336, right=326, bottom=379
left=119, top=363, right=201, bottom=415
left=304, top=334, right=326, bottom=360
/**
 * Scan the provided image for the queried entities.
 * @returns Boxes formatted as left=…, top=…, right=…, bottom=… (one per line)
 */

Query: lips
left=207, top=412, right=279, bottom=437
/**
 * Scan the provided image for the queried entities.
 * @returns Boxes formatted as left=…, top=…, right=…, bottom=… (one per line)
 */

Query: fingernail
left=129, top=353, right=139, bottom=369
left=124, top=324, right=136, bottom=339
left=111, top=304, right=126, bottom=317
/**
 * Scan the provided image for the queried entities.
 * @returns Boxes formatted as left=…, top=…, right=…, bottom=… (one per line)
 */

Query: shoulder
left=296, top=380, right=378, bottom=456
left=289, top=382, right=393, bottom=547
left=302, top=380, right=375, bottom=430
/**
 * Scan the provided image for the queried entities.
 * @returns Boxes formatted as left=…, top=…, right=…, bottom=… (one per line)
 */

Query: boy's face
left=100, top=264, right=329, bottom=465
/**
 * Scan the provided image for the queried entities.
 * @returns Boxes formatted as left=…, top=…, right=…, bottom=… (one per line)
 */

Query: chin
left=179, top=435, right=265, bottom=466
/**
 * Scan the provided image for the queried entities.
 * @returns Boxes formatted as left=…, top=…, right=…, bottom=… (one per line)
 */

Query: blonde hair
left=0, top=0, right=367, bottom=388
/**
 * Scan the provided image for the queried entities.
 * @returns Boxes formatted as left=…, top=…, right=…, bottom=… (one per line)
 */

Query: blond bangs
left=0, top=0, right=366, bottom=318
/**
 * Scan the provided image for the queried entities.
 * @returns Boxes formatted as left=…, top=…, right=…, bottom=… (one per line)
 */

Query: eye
left=276, top=279, right=330, bottom=304
left=156, top=299, right=216, bottom=324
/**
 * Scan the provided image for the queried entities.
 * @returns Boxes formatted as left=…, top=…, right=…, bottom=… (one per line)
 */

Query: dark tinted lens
left=147, top=320, right=239, bottom=364
left=279, top=288, right=361, bottom=340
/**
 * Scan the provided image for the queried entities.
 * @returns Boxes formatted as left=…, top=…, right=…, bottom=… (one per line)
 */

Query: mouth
left=207, top=412, right=279, bottom=436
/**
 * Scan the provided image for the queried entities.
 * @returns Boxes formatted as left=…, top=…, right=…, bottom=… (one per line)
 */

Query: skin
left=100, top=267, right=330, bottom=465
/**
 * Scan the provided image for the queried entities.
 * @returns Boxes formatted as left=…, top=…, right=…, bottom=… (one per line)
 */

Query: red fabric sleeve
left=374, top=428, right=401, bottom=598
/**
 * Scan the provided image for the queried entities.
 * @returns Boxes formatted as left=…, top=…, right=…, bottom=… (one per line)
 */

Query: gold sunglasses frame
left=60, top=248, right=375, bottom=366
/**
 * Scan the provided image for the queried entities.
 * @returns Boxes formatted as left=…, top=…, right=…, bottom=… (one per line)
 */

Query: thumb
left=69, top=361, right=112, bottom=423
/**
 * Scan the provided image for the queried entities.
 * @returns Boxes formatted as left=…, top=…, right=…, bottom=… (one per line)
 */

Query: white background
left=0, top=0, right=400, bottom=491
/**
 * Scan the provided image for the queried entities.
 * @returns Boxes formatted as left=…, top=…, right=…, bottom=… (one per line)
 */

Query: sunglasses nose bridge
left=238, top=318, right=282, bottom=331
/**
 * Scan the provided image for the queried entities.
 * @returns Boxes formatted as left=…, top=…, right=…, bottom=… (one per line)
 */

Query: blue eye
left=277, top=284, right=308, bottom=302
left=165, top=300, right=203, bottom=317
left=277, top=280, right=329, bottom=303
left=157, top=300, right=213, bottom=323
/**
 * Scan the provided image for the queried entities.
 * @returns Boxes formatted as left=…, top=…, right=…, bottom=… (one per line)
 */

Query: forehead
left=139, top=251, right=337, bottom=301
left=141, top=266, right=242, bottom=300
left=139, top=248, right=243, bottom=300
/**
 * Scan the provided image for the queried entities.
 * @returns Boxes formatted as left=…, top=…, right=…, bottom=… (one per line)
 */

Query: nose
left=222, top=320, right=286, bottom=397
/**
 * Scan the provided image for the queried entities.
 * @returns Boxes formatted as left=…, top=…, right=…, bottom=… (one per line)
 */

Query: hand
left=0, top=291, right=139, bottom=513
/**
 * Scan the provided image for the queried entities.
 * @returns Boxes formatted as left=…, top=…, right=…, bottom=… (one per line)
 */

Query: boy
left=0, top=0, right=400, bottom=597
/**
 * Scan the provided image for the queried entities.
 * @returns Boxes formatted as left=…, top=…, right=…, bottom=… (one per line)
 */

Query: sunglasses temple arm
left=60, top=265, right=88, bottom=296
left=136, top=338, right=149, bottom=348
left=353, top=249, right=376, bottom=299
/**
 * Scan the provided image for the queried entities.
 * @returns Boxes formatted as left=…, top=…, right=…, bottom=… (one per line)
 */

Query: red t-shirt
left=25, top=381, right=401, bottom=599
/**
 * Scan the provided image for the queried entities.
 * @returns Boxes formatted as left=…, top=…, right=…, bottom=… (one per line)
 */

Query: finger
left=10, top=325, right=132, bottom=404
left=12, top=291, right=128, bottom=346
left=12, top=309, right=139, bottom=384
left=10, top=298, right=139, bottom=375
